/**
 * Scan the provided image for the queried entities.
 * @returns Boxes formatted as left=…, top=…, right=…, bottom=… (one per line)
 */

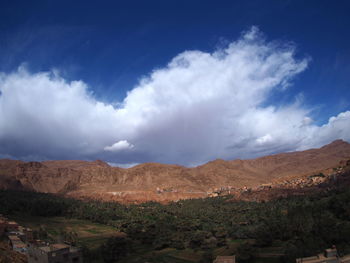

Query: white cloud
left=302, top=117, right=313, bottom=126
left=104, top=140, right=134, bottom=152
left=256, top=134, right=273, bottom=145
left=0, top=27, right=349, bottom=165
left=297, top=111, right=350, bottom=150
left=107, top=162, right=139, bottom=168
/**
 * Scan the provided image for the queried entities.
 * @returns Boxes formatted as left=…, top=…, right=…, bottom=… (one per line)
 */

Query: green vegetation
left=12, top=216, right=118, bottom=249
left=1, top=188, right=350, bottom=262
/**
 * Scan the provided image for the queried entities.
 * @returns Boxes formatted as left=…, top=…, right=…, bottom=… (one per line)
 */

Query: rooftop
left=39, top=246, right=51, bottom=252
left=51, top=243, right=70, bottom=250
left=13, top=242, right=27, bottom=248
left=8, top=235, right=21, bottom=241
left=38, top=243, right=79, bottom=253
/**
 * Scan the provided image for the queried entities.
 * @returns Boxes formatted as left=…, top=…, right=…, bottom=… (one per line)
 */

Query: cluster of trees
left=1, top=188, right=350, bottom=262
left=79, top=236, right=132, bottom=263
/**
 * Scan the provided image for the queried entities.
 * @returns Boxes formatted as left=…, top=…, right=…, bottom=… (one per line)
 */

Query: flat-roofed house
left=8, top=235, right=27, bottom=254
left=8, top=234, right=21, bottom=243
left=27, top=242, right=83, bottom=263
left=13, top=242, right=27, bottom=254
left=6, top=221, right=19, bottom=232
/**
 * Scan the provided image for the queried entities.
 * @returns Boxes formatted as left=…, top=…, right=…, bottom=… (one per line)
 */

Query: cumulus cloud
left=107, top=162, right=139, bottom=168
left=256, top=134, right=273, bottom=145
left=104, top=140, right=134, bottom=152
left=0, top=27, right=349, bottom=165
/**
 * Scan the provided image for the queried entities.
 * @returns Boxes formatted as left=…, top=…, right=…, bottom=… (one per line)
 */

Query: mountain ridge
left=1, top=139, right=350, bottom=203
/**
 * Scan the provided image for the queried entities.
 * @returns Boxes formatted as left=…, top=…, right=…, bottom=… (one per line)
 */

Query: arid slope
left=0, top=140, right=350, bottom=202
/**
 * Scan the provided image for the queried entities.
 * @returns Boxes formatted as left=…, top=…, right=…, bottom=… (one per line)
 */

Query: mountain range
left=1, top=139, right=350, bottom=203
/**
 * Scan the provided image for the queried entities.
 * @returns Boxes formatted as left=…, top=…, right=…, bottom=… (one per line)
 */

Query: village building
left=213, top=255, right=236, bottom=263
left=1, top=214, right=83, bottom=262
left=296, top=248, right=350, bottom=263
left=27, top=242, right=83, bottom=263
left=12, top=241, right=27, bottom=254
left=6, top=220, right=19, bottom=232
left=8, top=234, right=27, bottom=254
left=7, top=234, right=21, bottom=244
left=24, top=227, right=34, bottom=242
left=17, top=226, right=34, bottom=243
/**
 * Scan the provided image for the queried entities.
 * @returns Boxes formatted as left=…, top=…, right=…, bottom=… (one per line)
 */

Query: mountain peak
left=322, top=139, right=350, bottom=148
left=93, top=160, right=110, bottom=167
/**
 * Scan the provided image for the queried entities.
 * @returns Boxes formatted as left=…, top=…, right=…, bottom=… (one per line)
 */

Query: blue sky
left=0, top=0, right=349, bottom=166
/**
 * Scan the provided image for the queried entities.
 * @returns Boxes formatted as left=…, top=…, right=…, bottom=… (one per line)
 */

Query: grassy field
left=10, top=215, right=119, bottom=249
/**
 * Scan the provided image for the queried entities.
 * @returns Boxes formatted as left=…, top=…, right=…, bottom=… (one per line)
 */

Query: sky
left=0, top=0, right=350, bottom=167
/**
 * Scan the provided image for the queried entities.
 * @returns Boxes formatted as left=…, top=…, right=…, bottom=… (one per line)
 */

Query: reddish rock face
left=0, top=140, right=350, bottom=203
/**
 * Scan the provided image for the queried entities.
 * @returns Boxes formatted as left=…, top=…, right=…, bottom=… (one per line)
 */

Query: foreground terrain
left=1, top=157, right=350, bottom=262
left=1, top=179, right=350, bottom=262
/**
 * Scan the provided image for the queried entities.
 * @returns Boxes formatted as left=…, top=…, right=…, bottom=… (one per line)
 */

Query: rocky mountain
left=1, top=140, right=350, bottom=203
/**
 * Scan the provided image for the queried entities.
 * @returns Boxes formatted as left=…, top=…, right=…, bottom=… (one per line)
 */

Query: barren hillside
left=1, top=140, right=350, bottom=203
